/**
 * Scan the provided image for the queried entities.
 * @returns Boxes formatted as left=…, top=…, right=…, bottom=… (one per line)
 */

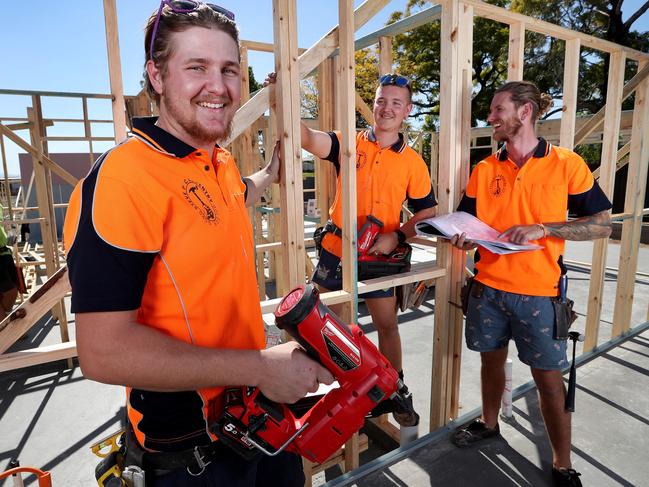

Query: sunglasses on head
left=149, top=1, right=235, bottom=61
left=379, top=74, right=411, bottom=88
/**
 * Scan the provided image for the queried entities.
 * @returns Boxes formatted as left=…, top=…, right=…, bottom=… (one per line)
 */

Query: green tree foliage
left=390, top=0, right=649, bottom=130
left=355, top=48, right=380, bottom=127
left=248, top=66, right=261, bottom=93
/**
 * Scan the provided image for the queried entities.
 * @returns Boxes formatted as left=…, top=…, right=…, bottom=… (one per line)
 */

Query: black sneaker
left=450, top=418, right=500, bottom=447
left=552, top=467, right=583, bottom=487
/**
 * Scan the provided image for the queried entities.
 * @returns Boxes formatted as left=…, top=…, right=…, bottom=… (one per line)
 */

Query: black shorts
left=0, top=252, right=19, bottom=293
left=151, top=449, right=304, bottom=487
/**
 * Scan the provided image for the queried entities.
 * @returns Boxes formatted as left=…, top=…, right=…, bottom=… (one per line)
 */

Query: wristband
left=395, top=229, right=407, bottom=245
left=536, top=223, right=547, bottom=238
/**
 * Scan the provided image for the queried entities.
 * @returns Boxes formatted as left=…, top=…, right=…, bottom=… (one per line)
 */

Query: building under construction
left=1, top=1, right=648, bottom=486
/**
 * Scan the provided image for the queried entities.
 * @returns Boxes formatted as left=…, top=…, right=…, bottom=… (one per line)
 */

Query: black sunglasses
left=379, top=74, right=411, bottom=88
left=149, top=1, right=235, bottom=61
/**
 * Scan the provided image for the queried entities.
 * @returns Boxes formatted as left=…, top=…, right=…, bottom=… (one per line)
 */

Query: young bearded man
left=64, top=3, right=333, bottom=485
left=450, top=81, right=612, bottom=487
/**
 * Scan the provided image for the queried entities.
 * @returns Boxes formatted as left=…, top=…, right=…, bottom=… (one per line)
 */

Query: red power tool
left=211, top=284, right=415, bottom=464
left=357, top=215, right=412, bottom=279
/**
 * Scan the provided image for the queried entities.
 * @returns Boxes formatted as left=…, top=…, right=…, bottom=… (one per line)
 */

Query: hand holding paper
left=415, top=211, right=543, bottom=255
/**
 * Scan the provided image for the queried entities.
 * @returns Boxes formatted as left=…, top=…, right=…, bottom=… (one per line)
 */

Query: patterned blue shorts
left=465, top=283, right=567, bottom=370
left=311, top=249, right=394, bottom=299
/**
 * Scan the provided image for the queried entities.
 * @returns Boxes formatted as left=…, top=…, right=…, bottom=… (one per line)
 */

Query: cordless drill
left=211, top=284, right=416, bottom=464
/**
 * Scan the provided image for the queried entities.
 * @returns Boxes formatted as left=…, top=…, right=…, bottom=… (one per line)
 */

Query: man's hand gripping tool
left=211, top=284, right=415, bottom=464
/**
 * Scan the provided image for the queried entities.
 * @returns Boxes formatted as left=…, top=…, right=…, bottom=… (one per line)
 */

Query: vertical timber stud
left=378, top=35, right=393, bottom=75
left=449, top=2, right=473, bottom=418
left=560, top=39, right=580, bottom=149
left=584, top=51, right=625, bottom=351
left=340, top=0, right=360, bottom=468
left=431, top=0, right=467, bottom=429
left=273, top=0, right=305, bottom=290
left=507, top=22, right=525, bottom=81
left=317, top=59, right=336, bottom=226
left=103, top=0, right=128, bottom=143
left=338, top=0, right=358, bottom=324
left=27, top=107, right=70, bottom=348
left=613, top=60, right=649, bottom=335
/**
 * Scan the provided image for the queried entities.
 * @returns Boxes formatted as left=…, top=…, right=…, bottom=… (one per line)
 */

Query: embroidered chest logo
left=356, top=151, right=367, bottom=169
left=489, top=175, right=507, bottom=198
left=182, top=179, right=219, bottom=225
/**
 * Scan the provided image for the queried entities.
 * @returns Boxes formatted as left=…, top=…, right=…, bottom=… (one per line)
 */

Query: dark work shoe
left=450, top=418, right=500, bottom=447
left=552, top=467, right=583, bottom=487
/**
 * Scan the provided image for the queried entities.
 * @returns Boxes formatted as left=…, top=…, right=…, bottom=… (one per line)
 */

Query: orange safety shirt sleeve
left=564, top=150, right=611, bottom=217
left=64, top=151, right=161, bottom=312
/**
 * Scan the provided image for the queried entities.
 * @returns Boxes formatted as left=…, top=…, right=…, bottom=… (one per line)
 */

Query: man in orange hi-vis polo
left=63, top=3, right=332, bottom=486
left=299, top=73, right=437, bottom=427
left=449, top=81, right=611, bottom=487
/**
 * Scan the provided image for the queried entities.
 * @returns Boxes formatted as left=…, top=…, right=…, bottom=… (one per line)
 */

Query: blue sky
left=0, top=0, right=410, bottom=175
left=0, top=0, right=647, bottom=176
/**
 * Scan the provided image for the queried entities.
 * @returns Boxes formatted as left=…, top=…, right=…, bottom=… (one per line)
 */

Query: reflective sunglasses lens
left=380, top=74, right=410, bottom=87
left=395, top=76, right=409, bottom=87
left=168, top=0, right=199, bottom=12
left=206, top=3, right=235, bottom=20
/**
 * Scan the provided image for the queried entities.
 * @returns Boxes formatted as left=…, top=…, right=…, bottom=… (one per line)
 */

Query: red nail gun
left=357, top=215, right=412, bottom=279
left=211, top=284, right=415, bottom=464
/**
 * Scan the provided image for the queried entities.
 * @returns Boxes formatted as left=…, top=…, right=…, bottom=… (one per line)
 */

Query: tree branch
left=624, top=1, right=649, bottom=30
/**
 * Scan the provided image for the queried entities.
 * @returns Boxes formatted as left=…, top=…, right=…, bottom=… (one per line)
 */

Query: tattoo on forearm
left=545, top=212, right=612, bottom=241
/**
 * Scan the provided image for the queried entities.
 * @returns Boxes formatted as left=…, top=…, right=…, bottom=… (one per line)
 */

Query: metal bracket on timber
left=0, top=266, right=71, bottom=355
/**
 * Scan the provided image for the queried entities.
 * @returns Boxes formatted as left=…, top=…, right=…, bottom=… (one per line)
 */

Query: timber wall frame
left=1, top=0, right=649, bottom=478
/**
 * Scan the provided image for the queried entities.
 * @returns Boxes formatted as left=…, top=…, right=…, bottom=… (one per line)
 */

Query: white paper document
left=415, top=211, right=543, bottom=255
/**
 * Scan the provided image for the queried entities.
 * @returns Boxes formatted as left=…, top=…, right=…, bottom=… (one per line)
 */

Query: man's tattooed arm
left=545, top=210, right=612, bottom=241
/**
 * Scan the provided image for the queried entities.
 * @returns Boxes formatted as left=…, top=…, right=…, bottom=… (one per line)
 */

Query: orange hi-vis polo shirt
left=322, top=128, right=436, bottom=257
left=457, top=138, right=612, bottom=297
left=63, top=117, right=265, bottom=452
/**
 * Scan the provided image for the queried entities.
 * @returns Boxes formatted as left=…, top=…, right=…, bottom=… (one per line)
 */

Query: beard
left=493, top=116, right=522, bottom=142
left=182, top=116, right=234, bottom=145
left=163, top=95, right=235, bottom=145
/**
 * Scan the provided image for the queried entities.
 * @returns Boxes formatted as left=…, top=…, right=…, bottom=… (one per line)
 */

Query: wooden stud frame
left=612, top=60, right=649, bottom=336
left=584, top=51, right=626, bottom=352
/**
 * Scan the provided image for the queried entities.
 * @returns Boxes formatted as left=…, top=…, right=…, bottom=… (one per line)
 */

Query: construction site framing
left=1, top=0, right=648, bottom=481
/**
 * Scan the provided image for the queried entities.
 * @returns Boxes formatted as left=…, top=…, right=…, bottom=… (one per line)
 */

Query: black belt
left=324, top=220, right=342, bottom=238
left=124, top=426, right=229, bottom=476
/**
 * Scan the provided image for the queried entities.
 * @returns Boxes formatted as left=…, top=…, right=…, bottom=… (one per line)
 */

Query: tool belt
left=124, top=425, right=228, bottom=476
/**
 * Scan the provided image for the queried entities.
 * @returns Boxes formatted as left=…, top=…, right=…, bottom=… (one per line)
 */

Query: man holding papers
left=449, top=81, right=611, bottom=487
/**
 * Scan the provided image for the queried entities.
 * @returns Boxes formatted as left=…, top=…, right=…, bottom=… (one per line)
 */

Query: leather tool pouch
left=552, top=298, right=578, bottom=340
left=460, top=276, right=484, bottom=316
left=313, top=226, right=325, bottom=257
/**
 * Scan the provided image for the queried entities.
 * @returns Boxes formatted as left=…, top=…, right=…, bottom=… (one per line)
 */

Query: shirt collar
left=496, top=137, right=550, bottom=162
left=131, top=117, right=211, bottom=158
left=366, top=127, right=407, bottom=153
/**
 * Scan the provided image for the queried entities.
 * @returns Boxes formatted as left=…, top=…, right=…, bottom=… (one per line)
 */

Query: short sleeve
left=65, top=155, right=160, bottom=313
